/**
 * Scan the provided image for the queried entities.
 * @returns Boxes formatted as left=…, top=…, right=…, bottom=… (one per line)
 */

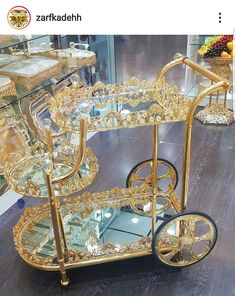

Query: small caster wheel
left=152, top=211, right=217, bottom=267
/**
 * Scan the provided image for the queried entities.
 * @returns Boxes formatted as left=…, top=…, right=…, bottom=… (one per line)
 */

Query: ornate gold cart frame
left=5, top=54, right=230, bottom=286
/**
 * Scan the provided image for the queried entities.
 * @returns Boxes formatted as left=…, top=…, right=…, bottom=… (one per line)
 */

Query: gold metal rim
left=153, top=213, right=217, bottom=267
left=4, top=146, right=98, bottom=198
left=127, top=159, right=178, bottom=216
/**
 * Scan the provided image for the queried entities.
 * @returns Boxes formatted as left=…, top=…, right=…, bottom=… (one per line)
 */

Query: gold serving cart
left=4, top=54, right=230, bottom=286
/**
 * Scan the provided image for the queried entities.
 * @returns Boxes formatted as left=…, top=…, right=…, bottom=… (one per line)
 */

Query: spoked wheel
left=152, top=211, right=217, bottom=267
left=126, top=159, right=178, bottom=216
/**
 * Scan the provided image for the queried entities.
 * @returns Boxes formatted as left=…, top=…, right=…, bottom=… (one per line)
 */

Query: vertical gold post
left=216, top=90, right=219, bottom=104
left=45, top=126, right=53, bottom=154
left=208, top=81, right=213, bottom=107
left=45, top=126, right=55, bottom=170
left=45, top=171, right=69, bottom=286
left=58, top=208, right=68, bottom=251
left=181, top=120, right=192, bottom=211
left=208, top=93, right=212, bottom=107
left=224, top=90, right=228, bottom=108
left=151, top=124, right=158, bottom=235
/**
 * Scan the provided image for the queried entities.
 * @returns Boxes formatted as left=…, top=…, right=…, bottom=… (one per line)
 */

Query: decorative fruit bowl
left=203, top=57, right=232, bottom=79
left=198, top=35, right=233, bottom=59
left=203, top=57, right=232, bottom=66
left=195, top=36, right=233, bottom=125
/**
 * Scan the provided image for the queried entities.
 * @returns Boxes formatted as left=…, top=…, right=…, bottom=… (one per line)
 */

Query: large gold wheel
left=152, top=212, right=217, bottom=267
left=126, top=159, right=178, bottom=216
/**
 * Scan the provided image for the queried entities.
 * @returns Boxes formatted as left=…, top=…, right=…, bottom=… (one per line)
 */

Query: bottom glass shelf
left=14, top=188, right=170, bottom=270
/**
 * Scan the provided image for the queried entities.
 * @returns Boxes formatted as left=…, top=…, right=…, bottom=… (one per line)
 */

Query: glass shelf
left=0, top=35, right=46, bottom=51
left=0, top=67, right=81, bottom=111
left=189, top=35, right=211, bottom=46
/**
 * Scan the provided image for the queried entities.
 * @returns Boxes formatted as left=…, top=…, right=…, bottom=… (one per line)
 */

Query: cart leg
left=208, top=80, right=213, bottom=107
left=45, top=172, right=69, bottom=286
left=224, top=90, right=228, bottom=108
left=208, top=93, right=212, bottom=107
left=216, top=90, right=219, bottom=104
left=151, top=124, right=158, bottom=235
left=58, top=207, right=68, bottom=252
left=181, top=120, right=192, bottom=211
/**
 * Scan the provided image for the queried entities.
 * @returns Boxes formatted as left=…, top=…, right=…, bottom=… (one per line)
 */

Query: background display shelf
left=0, top=35, right=46, bottom=51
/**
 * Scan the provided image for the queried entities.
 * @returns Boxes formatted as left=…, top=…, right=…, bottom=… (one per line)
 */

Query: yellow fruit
left=198, top=45, right=209, bottom=56
left=221, top=51, right=230, bottom=58
left=227, top=41, right=233, bottom=51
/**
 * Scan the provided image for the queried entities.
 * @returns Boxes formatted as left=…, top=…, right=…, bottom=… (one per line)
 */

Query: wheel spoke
left=157, top=229, right=181, bottom=247
left=188, top=247, right=201, bottom=260
left=129, top=173, right=146, bottom=183
left=194, top=232, right=213, bottom=243
left=161, top=247, right=181, bottom=261
left=146, top=171, right=173, bottom=183
left=158, top=171, right=172, bottom=181
left=145, top=175, right=152, bottom=184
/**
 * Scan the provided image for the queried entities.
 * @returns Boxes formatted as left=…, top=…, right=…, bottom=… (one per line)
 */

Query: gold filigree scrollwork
left=50, top=77, right=192, bottom=133
left=4, top=144, right=99, bottom=198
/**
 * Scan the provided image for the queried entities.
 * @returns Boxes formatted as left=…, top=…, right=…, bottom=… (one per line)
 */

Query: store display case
left=0, top=35, right=98, bottom=198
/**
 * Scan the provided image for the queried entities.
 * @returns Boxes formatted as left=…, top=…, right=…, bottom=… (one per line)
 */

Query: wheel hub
left=180, top=236, right=193, bottom=248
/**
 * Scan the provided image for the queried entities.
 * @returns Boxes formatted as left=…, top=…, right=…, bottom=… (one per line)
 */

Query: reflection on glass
left=21, top=207, right=154, bottom=258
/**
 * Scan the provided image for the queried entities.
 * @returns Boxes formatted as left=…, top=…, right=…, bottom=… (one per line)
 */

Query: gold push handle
left=157, top=54, right=232, bottom=212
left=182, top=57, right=228, bottom=84
left=158, top=53, right=230, bottom=87
left=45, top=117, right=88, bottom=183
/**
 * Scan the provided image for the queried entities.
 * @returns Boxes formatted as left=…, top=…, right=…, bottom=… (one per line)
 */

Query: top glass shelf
left=0, top=35, right=46, bottom=51
left=50, top=77, right=193, bottom=133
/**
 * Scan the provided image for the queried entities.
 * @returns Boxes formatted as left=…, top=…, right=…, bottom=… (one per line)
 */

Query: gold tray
left=0, top=56, right=60, bottom=91
left=49, top=48, right=96, bottom=69
left=50, top=77, right=192, bottom=133
left=0, top=75, right=17, bottom=98
left=4, top=145, right=98, bottom=197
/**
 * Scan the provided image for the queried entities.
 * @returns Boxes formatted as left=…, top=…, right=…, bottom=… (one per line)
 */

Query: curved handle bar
left=157, top=53, right=231, bottom=125
left=158, top=53, right=230, bottom=87
left=45, top=117, right=88, bottom=183
left=157, top=54, right=232, bottom=211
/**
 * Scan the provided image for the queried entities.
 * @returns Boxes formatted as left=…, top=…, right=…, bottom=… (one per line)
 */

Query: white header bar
left=0, top=0, right=234, bottom=34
